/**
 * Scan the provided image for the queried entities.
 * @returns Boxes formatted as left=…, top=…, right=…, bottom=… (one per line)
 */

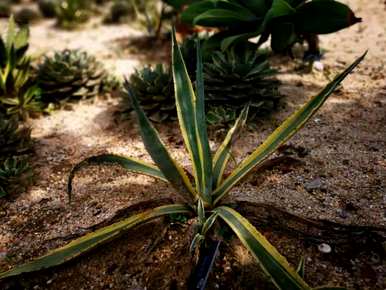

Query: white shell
left=318, top=243, right=332, bottom=254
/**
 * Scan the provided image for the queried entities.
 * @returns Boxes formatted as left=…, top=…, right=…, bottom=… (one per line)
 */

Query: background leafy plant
left=181, top=0, right=361, bottom=54
left=56, top=0, right=90, bottom=29
left=0, top=28, right=366, bottom=290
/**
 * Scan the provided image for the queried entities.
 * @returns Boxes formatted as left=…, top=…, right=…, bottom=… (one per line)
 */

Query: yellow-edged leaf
left=214, top=206, right=311, bottom=290
left=172, top=28, right=212, bottom=203
left=0, top=204, right=192, bottom=279
left=212, top=105, right=249, bottom=188
left=128, top=85, right=197, bottom=202
left=213, top=52, right=367, bottom=204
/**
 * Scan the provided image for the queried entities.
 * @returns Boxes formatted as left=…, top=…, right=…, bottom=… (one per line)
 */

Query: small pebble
left=318, top=243, right=332, bottom=254
left=313, top=61, right=324, bottom=71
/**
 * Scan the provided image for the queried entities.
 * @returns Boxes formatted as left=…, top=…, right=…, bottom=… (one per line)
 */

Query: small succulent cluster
left=0, top=116, right=33, bottom=197
left=14, top=7, right=41, bottom=25
left=204, top=43, right=280, bottom=118
left=122, top=64, right=175, bottom=123
left=38, top=0, right=58, bottom=18
left=55, top=0, right=90, bottom=29
left=36, top=49, right=110, bottom=105
left=0, top=1, right=11, bottom=18
left=104, top=0, right=135, bottom=24
left=124, top=38, right=280, bottom=126
left=0, top=16, right=41, bottom=120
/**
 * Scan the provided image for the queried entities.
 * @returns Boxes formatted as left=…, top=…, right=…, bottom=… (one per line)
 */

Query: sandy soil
left=0, top=0, right=385, bottom=289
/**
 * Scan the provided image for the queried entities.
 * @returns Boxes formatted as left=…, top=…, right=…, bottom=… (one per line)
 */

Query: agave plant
left=36, top=49, right=107, bottom=105
left=122, top=63, right=175, bottom=122
left=181, top=0, right=362, bottom=54
left=0, top=16, right=41, bottom=119
left=0, top=29, right=366, bottom=289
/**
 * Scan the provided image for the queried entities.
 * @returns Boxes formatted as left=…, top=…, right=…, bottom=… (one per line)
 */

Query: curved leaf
left=127, top=85, right=197, bottom=202
left=214, top=206, right=311, bottom=289
left=0, top=204, right=192, bottom=279
left=295, top=1, right=361, bottom=34
left=181, top=0, right=217, bottom=24
left=213, top=52, right=367, bottom=204
left=67, top=154, right=167, bottom=201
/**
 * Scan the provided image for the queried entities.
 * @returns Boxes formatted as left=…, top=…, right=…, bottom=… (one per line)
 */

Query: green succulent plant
left=204, top=43, right=280, bottom=119
left=56, top=0, right=90, bottom=29
left=0, top=116, right=32, bottom=161
left=0, top=16, right=41, bottom=120
left=36, top=49, right=108, bottom=105
left=14, top=7, right=41, bottom=25
left=0, top=1, right=11, bottom=18
left=122, top=63, right=175, bottom=122
left=0, top=116, right=33, bottom=197
left=104, top=0, right=135, bottom=23
left=38, top=0, right=58, bottom=18
left=0, top=156, right=31, bottom=197
left=0, top=29, right=366, bottom=289
left=181, top=0, right=361, bottom=54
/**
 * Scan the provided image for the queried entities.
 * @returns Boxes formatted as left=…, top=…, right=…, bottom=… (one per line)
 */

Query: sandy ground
left=0, top=0, right=385, bottom=289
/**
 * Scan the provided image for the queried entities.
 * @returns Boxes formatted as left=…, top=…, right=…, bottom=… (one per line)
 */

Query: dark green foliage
left=181, top=0, right=361, bottom=53
left=36, top=49, right=108, bottom=105
left=206, top=105, right=238, bottom=127
left=0, top=17, right=41, bottom=120
left=204, top=44, right=280, bottom=119
left=123, top=64, right=175, bottom=122
left=15, top=8, right=41, bottom=25
left=0, top=1, right=11, bottom=18
left=56, top=0, right=90, bottom=29
left=0, top=156, right=31, bottom=197
left=0, top=116, right=32, bottom=158
left=38, top=0, right=58, bottom=18
left=0, top=116, right=33, bottom=197
left=104, top=0, right=135, bottom=24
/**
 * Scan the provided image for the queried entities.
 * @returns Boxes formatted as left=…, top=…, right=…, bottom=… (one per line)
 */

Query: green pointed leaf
left=201, top=212, right=218, bottom=235
left=296, top=256, right=305, bottom=278
left=213, top=52, right=367, bottom=204
left=195, top=39, right=213, bottom=197
left=212, top=105, right=249, bottom=188
left=67, top=154, right=168, bottom=201
left=214, top=206, right=311, bottom=289
left=0, top=204, right=192, bottom=279
left=172, top=29, right=212, bottom=202
left=128, top=85, right=197, bottom=203
left=6, top=16, right=16, bottom=48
